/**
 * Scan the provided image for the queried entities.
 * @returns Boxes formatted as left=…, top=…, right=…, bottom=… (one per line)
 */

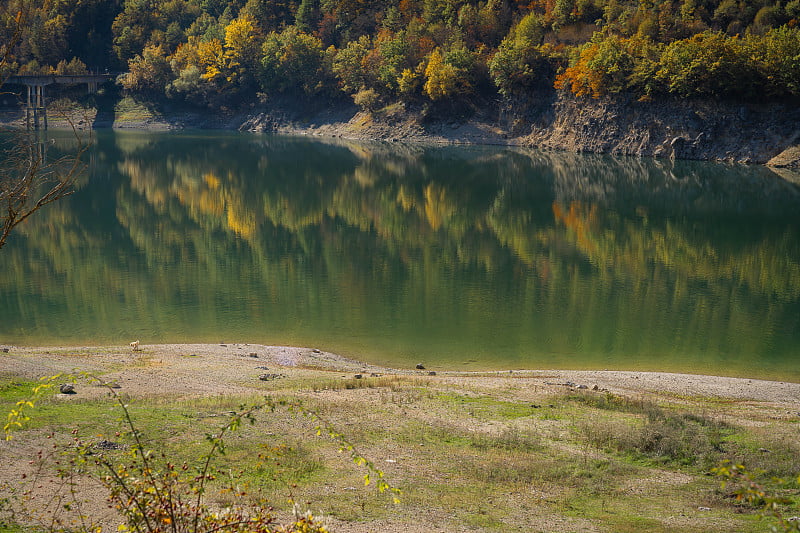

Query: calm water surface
left=2, top=131, right=799, bottom=380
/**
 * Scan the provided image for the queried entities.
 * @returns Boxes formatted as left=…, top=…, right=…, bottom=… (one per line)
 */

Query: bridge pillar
left=5, top=74, right=113, bottom=129
left=24, top=85, right=47, bottom=130
left=40, top=85, right=47, bottom=129
left=25, top=85, right=31, bottom=129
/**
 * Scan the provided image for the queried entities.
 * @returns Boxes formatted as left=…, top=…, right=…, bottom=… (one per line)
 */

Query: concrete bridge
left=3, top=74, right=115, bottom=129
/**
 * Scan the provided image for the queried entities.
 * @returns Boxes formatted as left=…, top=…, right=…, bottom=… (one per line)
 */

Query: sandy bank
left=2, top=343, right=799, bottom=406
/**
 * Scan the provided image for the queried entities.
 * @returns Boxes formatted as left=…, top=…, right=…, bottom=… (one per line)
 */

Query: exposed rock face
left=767, top=144, right=800, bottom=169
left=240, top=92, right=800, bottom=166
left=519, top=93, right=800, bottom=164
left=5, top=91, right=798, bottom=165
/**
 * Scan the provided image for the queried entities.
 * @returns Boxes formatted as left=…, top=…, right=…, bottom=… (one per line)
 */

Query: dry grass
left=1, top=347, right=799, bottom=532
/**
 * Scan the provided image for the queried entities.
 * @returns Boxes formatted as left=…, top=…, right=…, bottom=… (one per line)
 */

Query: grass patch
left=0, top=380, right=39, bottom=403
left=567, top=392, right=734, bottom=469
left=2, top=369, right=797, bottom=533
left=579, top=412, right=731, bottom=468
left=436, top=393, right=539, bottom=420
left=565, top=391, right=666, bottom=418
left=0, top=525, right=32, bottom=533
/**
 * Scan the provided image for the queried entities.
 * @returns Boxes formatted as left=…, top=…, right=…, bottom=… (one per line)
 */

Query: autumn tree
left=423, top=45, right=475, bottom=101
left=223, top=14, right=262, bottom=89
left=0, top=8, right=87, bottom=250
left=555, top=33, right=638, bottom=97
left=121, top=44, right=173, bottom=93
left=112, top=0, right=201, bottom=62
left=260, top=26, right=331, bottom=96
left=165, top=37, right=229, bottom=105
left=489, top=12, right=546, bottom=96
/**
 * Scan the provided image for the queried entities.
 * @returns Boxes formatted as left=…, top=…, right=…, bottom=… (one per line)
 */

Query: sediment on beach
left=2, top=344, right=799, bottom=533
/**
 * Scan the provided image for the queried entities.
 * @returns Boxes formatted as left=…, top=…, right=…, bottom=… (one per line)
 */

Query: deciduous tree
left=489, top=13, right=545, bottom=96
left=0, top=9, right=87, bottom=251
left=260, top=26, right=330, bottom=95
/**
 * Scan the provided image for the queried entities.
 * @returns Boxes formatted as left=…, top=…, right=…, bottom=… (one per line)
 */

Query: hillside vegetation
left=2, top=0, right=800, bottom=109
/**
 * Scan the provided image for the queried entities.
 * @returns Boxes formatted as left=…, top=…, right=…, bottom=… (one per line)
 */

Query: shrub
left=4, top=375, right=399, bottom=533
left=353, top=88, right=381, bottom=111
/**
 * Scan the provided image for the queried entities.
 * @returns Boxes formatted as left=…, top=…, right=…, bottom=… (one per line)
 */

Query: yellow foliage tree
left=223, top=15, right=261, bottom=86
left=197, top=39, right=224, bottom=82
left=423, top=48, right=470, bottom=101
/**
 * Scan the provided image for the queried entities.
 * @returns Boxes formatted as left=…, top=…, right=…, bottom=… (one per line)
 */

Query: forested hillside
left=2, top=0, right=800, bottom=108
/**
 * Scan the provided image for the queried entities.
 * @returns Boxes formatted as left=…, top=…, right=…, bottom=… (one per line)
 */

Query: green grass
left=0, top=380, right=41, bottom=402
left=0, top=525, right=33, bottom=533
left=1, top=373, right=798, bottom=532
left=436, top=392, right=541, bottom=419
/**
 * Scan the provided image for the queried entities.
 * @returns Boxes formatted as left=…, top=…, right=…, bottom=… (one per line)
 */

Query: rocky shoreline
left=3, top=91, right=800, bottom=170
left=239, top=93, right=800, bottom=168
left=3, top=343, right=800, bottom=404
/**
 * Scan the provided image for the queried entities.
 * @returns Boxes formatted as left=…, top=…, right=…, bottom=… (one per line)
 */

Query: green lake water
left=2, top=130, right=799, bottom=380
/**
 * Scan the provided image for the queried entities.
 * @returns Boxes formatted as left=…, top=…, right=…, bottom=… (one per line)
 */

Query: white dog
left=130, top=340, right=140, bottom=351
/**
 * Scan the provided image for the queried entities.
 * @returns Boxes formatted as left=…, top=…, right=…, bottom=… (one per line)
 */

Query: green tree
left=260, top=26, right=330, bottom=95
left=112, top=0, right=160, bottom=61
left=295, top=0, right=320, bottom=32
left=29, top=13, right=69, bottom=66
left=489, top=13, right=546, bottom=96
left=754, top=26, right=800, bottom=97
left=552, top=0, right=576, bottom=29
left=371, top=29, right=413, bottom=95
left=243, top=0, right=300, bottom=33
left=655, top=31, right=758, bottom=98
left=332, top=34, right=373, bottom=94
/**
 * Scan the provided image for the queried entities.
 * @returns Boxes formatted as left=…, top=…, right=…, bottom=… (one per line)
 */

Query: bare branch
left=0, top=9, right=88, bottom=250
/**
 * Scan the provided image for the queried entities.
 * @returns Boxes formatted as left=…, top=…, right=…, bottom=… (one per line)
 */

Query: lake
left=2, top=130, right=799, bottom=380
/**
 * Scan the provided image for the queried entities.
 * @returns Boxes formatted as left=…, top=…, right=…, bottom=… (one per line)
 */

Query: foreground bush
left=4, top=375, right=399, bottom=533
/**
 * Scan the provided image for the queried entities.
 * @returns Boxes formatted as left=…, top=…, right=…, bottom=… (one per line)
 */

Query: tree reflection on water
left=2, top=131, right=799, bottom=379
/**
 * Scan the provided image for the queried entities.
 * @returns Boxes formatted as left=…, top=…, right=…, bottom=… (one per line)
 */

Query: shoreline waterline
left=3, top=344, right=800, bottom=399
left=3, top=339, right=799, bottom=384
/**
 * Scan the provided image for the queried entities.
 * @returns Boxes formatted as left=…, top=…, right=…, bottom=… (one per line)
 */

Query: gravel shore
left=2, top=343, right=799, bottom=406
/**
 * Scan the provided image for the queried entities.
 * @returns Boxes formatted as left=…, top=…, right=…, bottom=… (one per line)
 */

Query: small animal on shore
left=130, top=340, right=140, bottom=351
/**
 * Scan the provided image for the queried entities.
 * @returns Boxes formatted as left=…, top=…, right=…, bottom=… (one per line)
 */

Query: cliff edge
left=4, top=91, right=800, bottom=167
left=241, top=92, right=800, bottom=166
